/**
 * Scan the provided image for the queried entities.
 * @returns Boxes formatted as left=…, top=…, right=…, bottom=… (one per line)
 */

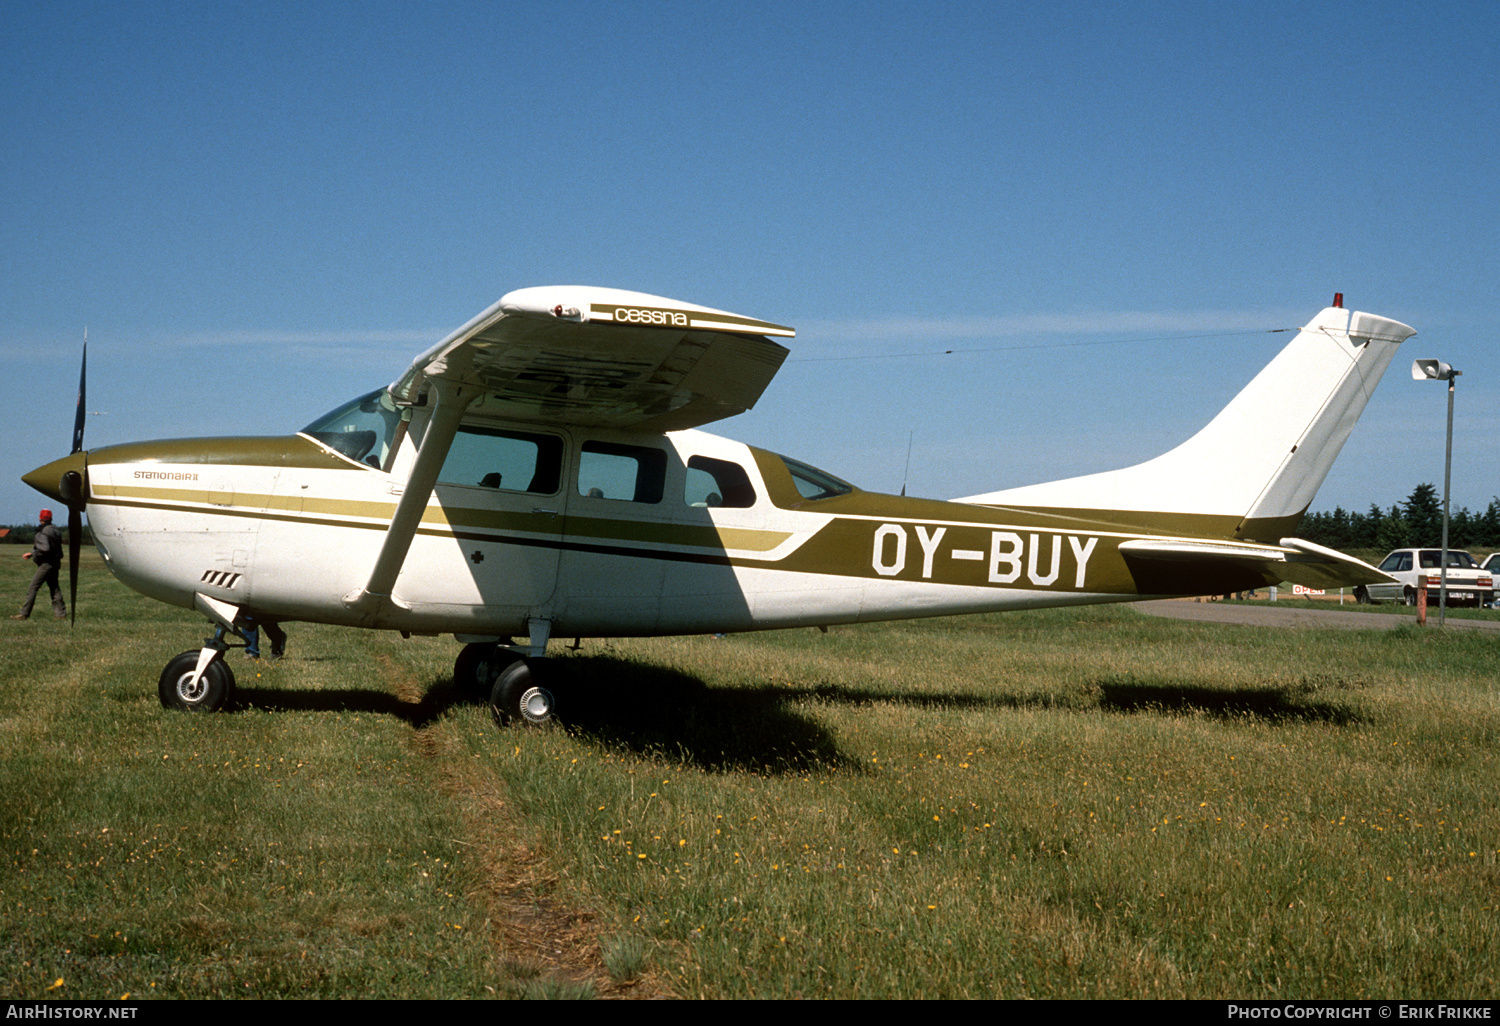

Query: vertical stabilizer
left=958, top=305, right=1416, bottom=535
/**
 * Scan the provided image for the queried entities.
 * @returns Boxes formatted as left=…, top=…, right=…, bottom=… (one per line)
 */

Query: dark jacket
left=31, top=524, right=63, bottom=566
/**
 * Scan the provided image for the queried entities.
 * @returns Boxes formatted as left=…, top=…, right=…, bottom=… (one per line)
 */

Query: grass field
left=2, top=551, right=1498, bottom=999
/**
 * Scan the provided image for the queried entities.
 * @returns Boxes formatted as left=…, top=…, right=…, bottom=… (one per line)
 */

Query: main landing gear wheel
left=489, top=658, right=557, bottom=728
left=158, top=651, right=236, bottom=712
left=453, top=642, right=501, bottom=699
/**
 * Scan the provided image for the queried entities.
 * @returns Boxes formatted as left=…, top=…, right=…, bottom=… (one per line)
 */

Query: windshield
left=301, top=389, right=404, bottom=469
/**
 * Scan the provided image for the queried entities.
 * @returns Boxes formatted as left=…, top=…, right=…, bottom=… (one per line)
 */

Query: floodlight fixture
left=1412, top=359, right=1459, bottom=382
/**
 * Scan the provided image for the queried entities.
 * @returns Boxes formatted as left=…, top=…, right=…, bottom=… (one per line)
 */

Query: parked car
left=1483, top=554, right=1500, bottom=606
left=1355, top=548, right=1494, bottom=606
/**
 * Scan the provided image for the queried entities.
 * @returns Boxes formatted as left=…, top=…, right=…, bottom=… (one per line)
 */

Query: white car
left=1483, top=554, right=1500, bottom=606
left=1356, top=548, right=1494, bottom=607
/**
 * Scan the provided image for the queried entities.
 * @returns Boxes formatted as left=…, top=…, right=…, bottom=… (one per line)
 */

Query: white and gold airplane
left=24, top=287, right=1414, bottom=724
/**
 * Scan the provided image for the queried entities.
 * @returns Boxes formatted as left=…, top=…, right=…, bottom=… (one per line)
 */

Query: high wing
left=346, top=287, right=794, bottom=621
left=1117, top=537, right=1394, bottom=591
left=389, top=286, right=794, bottom=433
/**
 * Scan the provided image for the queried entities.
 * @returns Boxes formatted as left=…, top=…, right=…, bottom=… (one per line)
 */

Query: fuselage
left=53, top=402, right=1289, bottom=641
left=25, top=300, right=1415, bottom=642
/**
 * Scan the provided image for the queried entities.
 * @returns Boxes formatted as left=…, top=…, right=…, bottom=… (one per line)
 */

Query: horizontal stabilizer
left=1276, top=538, right=1395, bottom=590
left=1118, top=537, right=1394, bottom=590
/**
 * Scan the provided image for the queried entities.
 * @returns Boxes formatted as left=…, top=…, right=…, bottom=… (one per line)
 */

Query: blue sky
left=3, top=0, right=1496, bottom=526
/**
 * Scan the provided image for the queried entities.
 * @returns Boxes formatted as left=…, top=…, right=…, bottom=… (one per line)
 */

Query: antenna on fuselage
left=900, top=429, right=913, bottom=497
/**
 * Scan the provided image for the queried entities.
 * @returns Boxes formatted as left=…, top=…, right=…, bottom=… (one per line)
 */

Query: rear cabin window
left=578, top=441, right=666, bottom=503
left=780, top=455, right=854, bottom=501
left=438, top=426, right=564, bottom=494
left=684, top=455, right=756, bottom=508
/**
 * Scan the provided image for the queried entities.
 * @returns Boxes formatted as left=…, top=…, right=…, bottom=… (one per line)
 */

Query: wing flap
left=391, top=286, right=793, bottom=431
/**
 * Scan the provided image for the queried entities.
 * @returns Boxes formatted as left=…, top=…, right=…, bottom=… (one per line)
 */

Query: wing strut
left=343, top=377, right=477, bottom=621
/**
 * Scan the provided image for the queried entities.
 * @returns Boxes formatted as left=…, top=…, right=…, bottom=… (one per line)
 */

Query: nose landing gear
left=158, top=628, right=237, bottom=711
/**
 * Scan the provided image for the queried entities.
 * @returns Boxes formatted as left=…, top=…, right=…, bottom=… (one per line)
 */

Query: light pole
left=1411, top=358, right=1461, bottom=626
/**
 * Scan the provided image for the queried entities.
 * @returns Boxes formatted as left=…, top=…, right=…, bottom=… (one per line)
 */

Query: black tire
left=1404, top=588, right=1417, bottom=607
left=489, top=658, right=557, bottom=728
left=453, top=642, right=500, bottom=699
left=158, top=650, right=236, bottom=712
left=1354, top=586, right=1370, bottom=605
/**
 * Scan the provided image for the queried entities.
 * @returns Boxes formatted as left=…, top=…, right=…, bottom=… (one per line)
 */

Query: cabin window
left=439, top=426, right=564, bottom=494
left=684, top=455, right=756, bottom=508
left=779, top=454, right=853, bottom=501
left=578, top=441, right=666, bottom=503
left=301, top=389, right=405, bottom=470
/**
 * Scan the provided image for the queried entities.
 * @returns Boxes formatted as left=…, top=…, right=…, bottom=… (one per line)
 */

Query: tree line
left=1296, top=484, right=1500, bottom=553
left=0, top=523, right=94, bottom=545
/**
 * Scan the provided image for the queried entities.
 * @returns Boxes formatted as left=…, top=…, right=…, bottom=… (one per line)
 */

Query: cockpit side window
left=439, top=426, right=564, bottom=495
left=301, top=389, right=405, bottom=470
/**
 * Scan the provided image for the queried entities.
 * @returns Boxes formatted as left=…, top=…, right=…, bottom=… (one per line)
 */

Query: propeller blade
left=72, top=334, right=87, bottom=454
left=69, top=334, right=87, bottom=624
left=68, top=508, right=80, bottom=627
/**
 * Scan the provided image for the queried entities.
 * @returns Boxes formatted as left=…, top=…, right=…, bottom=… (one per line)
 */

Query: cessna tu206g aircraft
left=24, top=287, right=1415, bottom=725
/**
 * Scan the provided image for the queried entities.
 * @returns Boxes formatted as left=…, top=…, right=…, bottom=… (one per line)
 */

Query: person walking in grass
left=13, top=509, right=65, bottom=620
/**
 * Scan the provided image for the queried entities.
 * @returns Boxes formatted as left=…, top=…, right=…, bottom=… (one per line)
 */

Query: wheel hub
left=176, top=673, right=208, bottom=703
left=518, top=686, right=554, bottom=724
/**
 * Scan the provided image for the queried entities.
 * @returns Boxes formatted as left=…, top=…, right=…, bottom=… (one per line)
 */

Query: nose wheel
left=158, top=649, right=236, bottom=711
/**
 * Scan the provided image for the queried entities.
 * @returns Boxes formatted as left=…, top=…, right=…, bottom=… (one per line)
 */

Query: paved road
left=1134, top=600, right=1500, bottom=632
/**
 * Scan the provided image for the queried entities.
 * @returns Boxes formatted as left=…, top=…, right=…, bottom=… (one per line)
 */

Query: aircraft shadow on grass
left=1090, top=677, right=1369, bottom=725
left=231, top=654, right=1366, bottom=775
left=230, top=655, right=860, bottom=773
left=231, top=684, right=430, bottom=723
left=229, top=656, right=854, bottom=774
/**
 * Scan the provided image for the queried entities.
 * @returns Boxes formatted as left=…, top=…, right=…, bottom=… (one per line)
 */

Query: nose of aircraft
left=23, top=451, right=88, bottom=507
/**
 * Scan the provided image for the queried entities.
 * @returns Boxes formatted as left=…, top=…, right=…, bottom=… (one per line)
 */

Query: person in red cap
left=14, top=509, right=65, bottom=620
